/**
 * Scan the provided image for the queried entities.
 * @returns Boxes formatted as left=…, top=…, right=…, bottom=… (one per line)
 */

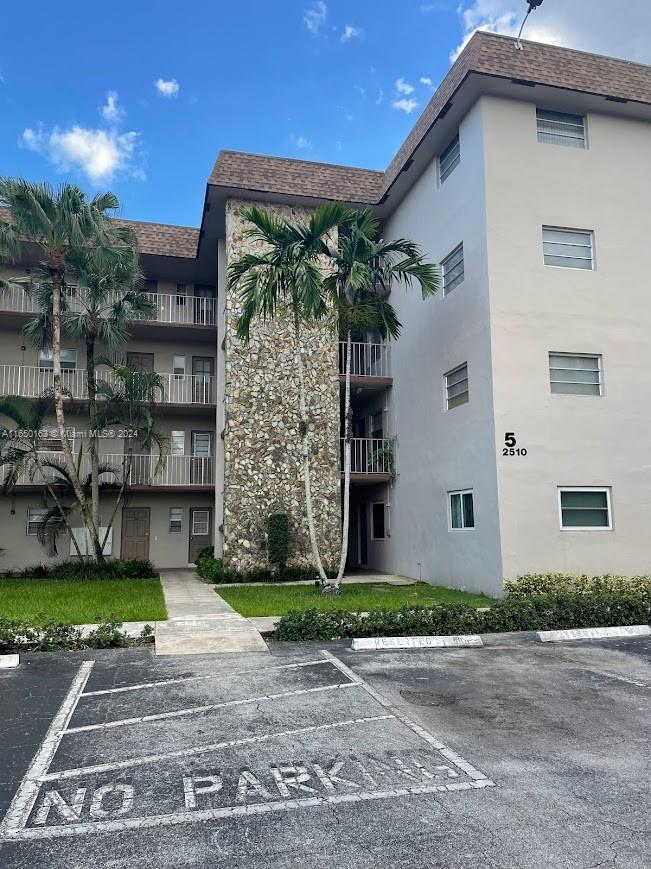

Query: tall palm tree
left=60, top=238, right=150, bottom=547
left=324, top=208, right=439, bottom=590
left=0, top=179, right=135, bottom=560
left=228, top=202, right=351, bottom=582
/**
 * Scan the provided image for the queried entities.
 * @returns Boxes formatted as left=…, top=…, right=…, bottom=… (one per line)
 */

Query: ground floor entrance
left=120, top=507, right=151, bottom=559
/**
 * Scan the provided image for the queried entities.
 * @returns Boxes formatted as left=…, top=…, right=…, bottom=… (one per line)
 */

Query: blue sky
left=1, top=1, right=647, bottom=227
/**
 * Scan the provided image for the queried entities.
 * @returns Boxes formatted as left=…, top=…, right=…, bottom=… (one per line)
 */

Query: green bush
left=0, top=618, right=154, bottom=653
left=194, top=549, right=336, bottom=585
left=274, top=592, right=651, bottom=641
left=267, top=513, right=289, bottom=573
left=505, top=573, right=651, bottom=599
left=11, top=559, right=157, bottom=581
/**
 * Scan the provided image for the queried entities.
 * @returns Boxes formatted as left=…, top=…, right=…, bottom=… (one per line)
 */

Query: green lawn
left=217, top=582, right=493, bottom=617
left=0, top=578, right=168, bottom=625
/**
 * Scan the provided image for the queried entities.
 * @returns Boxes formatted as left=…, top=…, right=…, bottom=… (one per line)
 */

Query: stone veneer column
left=222, top=198, right=341, bottom=571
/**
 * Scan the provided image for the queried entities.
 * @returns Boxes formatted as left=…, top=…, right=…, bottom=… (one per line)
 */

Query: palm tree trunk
left=85, top=333, right=104, bottom=562
left=101, top=449, right=133, bottom=553
left=31, top=453, right=85, bottom=559
left=293, top=312, right=327, bottom=583
left=49, top=266, right=99, bottom=551
left=332, top=329, right=352, bottom=589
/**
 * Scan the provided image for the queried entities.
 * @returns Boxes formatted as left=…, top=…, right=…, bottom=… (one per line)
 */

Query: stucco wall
left=221, top=199, right=341, bottom=571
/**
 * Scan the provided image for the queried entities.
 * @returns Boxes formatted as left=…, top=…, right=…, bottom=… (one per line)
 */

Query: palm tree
left=59, top=239, right=150, bottom=550
left=95, top=361, right=167, bottom=551
left=0, top=178, right=136, bottom=560
left=324, top=208, right=439, bottom=591
left=228, top=202, right=352, bottom=582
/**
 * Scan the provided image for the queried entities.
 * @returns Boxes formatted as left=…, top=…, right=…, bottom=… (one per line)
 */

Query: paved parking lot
left=0, top=633, right=649, bottom=867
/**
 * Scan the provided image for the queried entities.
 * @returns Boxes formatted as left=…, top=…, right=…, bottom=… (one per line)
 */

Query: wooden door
left=121, top=507, right=150, bottom=559
left=189, top=508, right=212, bottom=563
left=192, top=356, right=214, bottom=403
left=191, top=431, right=213, bottom=484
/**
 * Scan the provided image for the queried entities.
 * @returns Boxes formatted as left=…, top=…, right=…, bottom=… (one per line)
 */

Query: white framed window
left=441, top=243, right=464, bottom=295
left=27, top=508, right=48, bottom=536
left=169, top=508, right=183, bottom=533
left=549, top=353, right=602, bottom=396
left=171, top=431, right=185, bottom=456
left=536, top=108, right=586, bottom=149
left=449, top=490, right=474, bottom=530
left=445, top=363, right=469, bottom=410
left=543, top=227, right=594, bottom=270
left=558, top=488, right=612, bottom=530
left=38, top=349, right=77, bottom=371
left=192, top=510, right=209, bottom=535
left=173, top=355, right=186, bottom=378
left=371, top=502, right=386, bottom=540
left=439, top=134, right=460, bottom=183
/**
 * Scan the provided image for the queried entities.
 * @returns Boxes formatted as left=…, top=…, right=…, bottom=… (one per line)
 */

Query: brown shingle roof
left=0, top=208, right=199, bottom=259
left=209, top=151, right=383, bottom=204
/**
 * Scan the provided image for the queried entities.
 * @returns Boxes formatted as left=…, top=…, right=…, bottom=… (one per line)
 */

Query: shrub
left=273, top=592, right=650, bottom=641
left=267, top=513, right=289, bottom=574
left=0, top=618, right=154, bottom=653
left=505, top=573, right=651, bottom=599
left=12, top=559, right=157, bottom=581
left=194, top=551, right=337, bottom=585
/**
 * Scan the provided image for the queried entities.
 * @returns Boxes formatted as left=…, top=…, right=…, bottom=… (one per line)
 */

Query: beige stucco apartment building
left=2, top=32, right=651, bottom=595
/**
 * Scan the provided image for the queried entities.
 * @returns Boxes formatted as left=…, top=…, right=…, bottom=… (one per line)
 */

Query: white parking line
left=81, top=659, right=330, bottom=697
left=0, top=661, right=95, bottom=839
left=41, top=715, right=396, bottom=782
left=64, top=681, right=360, bottom=734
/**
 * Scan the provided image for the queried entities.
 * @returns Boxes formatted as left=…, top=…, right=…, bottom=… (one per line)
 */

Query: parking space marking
left=0, top=660, right=95, bottom=839
left=64, top=681, right=360, bottom=734
left=41, top=715, right=395, bottom=782
left=81, top=659, right=329, bottom=698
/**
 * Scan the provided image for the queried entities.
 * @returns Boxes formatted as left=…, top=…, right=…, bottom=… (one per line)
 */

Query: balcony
left=341, top=437, right=395, bottom=484
left=338, top=342, right=392, bottom=391
left=0, top=365, right=215, bottom=406
left=0, top=286, right=215, bottom=328
left=15, top=454, right=214, bottom=490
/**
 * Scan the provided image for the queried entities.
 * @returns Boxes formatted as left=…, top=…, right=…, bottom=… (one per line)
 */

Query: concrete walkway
left=156, top=569, right=269, bottom=656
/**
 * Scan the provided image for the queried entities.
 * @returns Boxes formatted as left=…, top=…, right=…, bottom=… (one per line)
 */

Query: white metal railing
left=15, top=453, right=214, bottom=487
left=0, top=286, right=216, bottom=326
left=0, top=366, right=215, bottom=405
left=342, top=437, right=395, bottom=475
left=339, top=342, right=391, bottom=378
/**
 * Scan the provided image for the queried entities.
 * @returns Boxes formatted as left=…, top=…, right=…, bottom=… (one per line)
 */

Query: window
left=549, top=353, right=602, bottom=396
left=171, top=431, right=185, bottom=455
left=445, top=363, right=469, bottom=409
left=173, top=355, right=186, bottom=378
left=559, top=488, right=611, bottom=530
left=543, top=227, right=594, bottom=270
left=176, top=283, right=187, bottom=306
left=441, top=243, right=464, bottom=295
left=143, top=279, right=158, bottom=294
left=27, top=508, right=48, bottom=535
left=38, top=349, right=77, bottom=371
left=449, top=490, right=474, bottom=530
left=536, top=109, right=586, bottom=149
left=371, top=503, right=386, bottom=540
left=169, top=508, right=183, bottom=533
left=192, top=510, right=209, bottom=535
left=439, top=134, right=460, bottom=183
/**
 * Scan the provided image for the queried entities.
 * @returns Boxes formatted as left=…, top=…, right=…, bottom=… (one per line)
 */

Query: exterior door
left=189, top=508, right=212, bottom=563
left=192, top=356, right=214, bottom=403
left=194, top=285, right=216, bottom=325
left=191, top=431, right=213, bottom=484
left=358, top=502, right=369, bottom=567
left=125, top=433, right=151, bottom=485
left=121, top=507, right=150, bottom=559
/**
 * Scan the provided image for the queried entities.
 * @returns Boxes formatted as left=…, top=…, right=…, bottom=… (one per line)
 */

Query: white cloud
left=395, top=78, right=415, bottom=96
left=420, top=76, right=434, bottom=87
left=154, top=78, right=179, bottom=97
left=101, top=91, right=124, bottom=123
left=375, top=88, right=384, bottom=106
left=304, top=1, right=327, bottom=34
left=21, top=125, right=142, bottom=183
left=452, top=1, right=651, bottom=64
left=291, top=134, right=313, bottom=149
left=341, top=24, right=361, bottom=42
left=392, top=98, right=419, bottom=114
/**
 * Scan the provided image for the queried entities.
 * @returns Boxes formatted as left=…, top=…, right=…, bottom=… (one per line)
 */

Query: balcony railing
left=15, top=453, right=214, bottom=487
left=342, top=437, right=395, bottom=476
left=0, top=286, right=216, bottom=327
left=338, top=342, right=391, bottom=378
left=0, top=365, right=215, bottom=405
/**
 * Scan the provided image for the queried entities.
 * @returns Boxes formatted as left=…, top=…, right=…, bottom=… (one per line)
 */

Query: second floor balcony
left=341, top=437, right=395, bottom=483
left=338, top=342, right=392, bottom=387
left=0, top=365, right=215, bottom=406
